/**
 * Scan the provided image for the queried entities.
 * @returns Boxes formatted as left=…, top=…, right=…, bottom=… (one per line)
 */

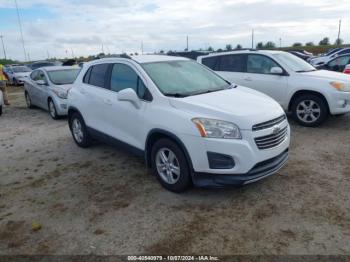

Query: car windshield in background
left=142, top=60, right=230, bottom=97
left=273, top=53, right=316, bottom=73
left=47, top=69, right=81, bottom=85
left=31, top=63, right=55, bottom=70
left=12, top=66, right=31, bottom=73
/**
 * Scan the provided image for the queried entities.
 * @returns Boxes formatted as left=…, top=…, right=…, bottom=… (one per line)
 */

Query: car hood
left=15, top=72, right=31, bottom=78
left=169, top=86, right=285, bottom=130
left=300, top=70, right=350, bottom=82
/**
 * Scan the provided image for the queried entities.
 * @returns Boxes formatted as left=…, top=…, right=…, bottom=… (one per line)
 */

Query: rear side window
left=202, top=56, right=220, bottom=70
left=110, top=64, right=152, bottom=101
left=219, top=55, right=246, bottom=72
left=85, top=64, right=109, bottom=88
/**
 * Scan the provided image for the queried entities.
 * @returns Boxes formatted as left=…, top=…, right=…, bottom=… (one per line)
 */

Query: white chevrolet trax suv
left=67, top=55, right=290, bottom=192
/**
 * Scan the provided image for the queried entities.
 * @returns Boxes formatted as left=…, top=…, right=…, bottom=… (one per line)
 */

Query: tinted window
left=83, top=67, right=92, bottom=83
left=328, top=55, right=350, bottom=72
left=30, top=71, right=38, bottom=80
left=88, top=64, right=109, bottom=88
left=219, top=55, right=245, bottom=72
left=202, top=56, right=219, bottom=70
left=247, top=55, right=279, bottom=74
left=110, top=64, right=150, bottom=100
left=337, top=49, right=350, bottom=55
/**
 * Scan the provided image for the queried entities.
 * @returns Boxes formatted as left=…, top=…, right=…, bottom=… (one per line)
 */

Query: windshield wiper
left=163, top=93, right=188, bottom=98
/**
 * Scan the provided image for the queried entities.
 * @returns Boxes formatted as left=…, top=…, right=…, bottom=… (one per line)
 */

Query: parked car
left=0, top=89, right=3, bottom=116
left=198, top=50, right=350, bottom=126
left=344, top=65, right=350, bottom=74
left=67, top=55, right=290, bottom=192
left=24, top=66, right=81, bottom=119
left=316, top=54, right=350, bottom=73
left=288, top=50, right=313, bottom=61
left=309, top=48, right=350, bottom=66
left=29, top=61, right=56, bottom=70
left=6, top=65, right=32, bottom=85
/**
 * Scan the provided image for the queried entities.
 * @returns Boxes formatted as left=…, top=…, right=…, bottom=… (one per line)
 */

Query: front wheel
left=25, top=92, right=33, bottom=109
left=69, top=113, right=91, bottom=148
left=48, top=99, right=58, bottom=120
left=291, top=94, right=328, bottom=127
left=151, top=138, right=192, bottom=193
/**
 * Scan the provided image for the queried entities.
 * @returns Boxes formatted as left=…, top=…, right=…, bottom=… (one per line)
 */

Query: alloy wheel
left=49, top=101, right=56, bottom=118
left=155, top=148, right=181, bottom=184
left=296, top=100, right=321, bottom=123
left=72, top=118, right=84, bottom=143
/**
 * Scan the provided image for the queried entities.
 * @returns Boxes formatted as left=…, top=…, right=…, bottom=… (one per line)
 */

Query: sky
left=0, top=0, right=349, bottom=61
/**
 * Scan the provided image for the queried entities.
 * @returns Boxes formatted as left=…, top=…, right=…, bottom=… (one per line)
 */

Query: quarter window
left=247, top=55, right=280, bottom=74
left=87, top=64, right=109, bottom=88
left=110, top=64, right=151, bottom=100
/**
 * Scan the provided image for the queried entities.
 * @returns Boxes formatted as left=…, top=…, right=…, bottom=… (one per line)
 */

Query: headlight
left=192, top=118, right=241, bottom=139
left=53, top=89, right=68, bottom=99
left=330, top=81, right=350, bottom=92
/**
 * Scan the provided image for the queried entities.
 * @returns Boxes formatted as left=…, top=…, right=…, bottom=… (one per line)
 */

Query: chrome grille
left=255, top=126, right=288, bottom=150
left=252, top=115, right=286, bottom=131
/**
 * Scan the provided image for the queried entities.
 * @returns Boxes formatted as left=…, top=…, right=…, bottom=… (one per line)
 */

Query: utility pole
left=101, top=43, right=104, bottom=54
left=279, top=38, right=282, bottom=48
left=186, top=35, right=189, bottom=51
left=337, top=19, right=342, bottom=46
left=141, top=41, right=144, bottom=55
left=47, top=50, right=50, bottom=59
left=251, top=29, right=254, bottom=49
left=0, top=35, right=6, bottom=60
left=14, top=0, right=27, bottom=61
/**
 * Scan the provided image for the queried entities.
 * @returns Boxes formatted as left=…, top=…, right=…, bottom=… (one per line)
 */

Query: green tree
left=225, top=44, right=232, bottom=51
left=208, top=46, right=214, bottom=52
left=217, top=48, right=223, bottom=52
left=319, top=37, right=330, bottom=46
left=264, top=41, right=276, bottom=49
left=256, top=42, right=264, bottom=49
left=159, top=50, right=164, bottom=54
left=293, top=42, right=302, bottom=47
left=236, top=44, right=242, bottom=49
left=305, top=42, right=314, bottom=46
left=335, top=38, right=344, bottom=46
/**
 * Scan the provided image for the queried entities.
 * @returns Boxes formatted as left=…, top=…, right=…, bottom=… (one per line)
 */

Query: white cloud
left=0, top=0, right=349, bottom=61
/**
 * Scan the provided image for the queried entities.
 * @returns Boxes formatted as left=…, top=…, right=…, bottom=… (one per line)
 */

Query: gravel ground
left=0, top=87, right=349, bottom=255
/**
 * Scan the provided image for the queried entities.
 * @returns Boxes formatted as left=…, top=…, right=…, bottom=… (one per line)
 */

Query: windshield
left=47, top=69, right=80, bottom=85
left=12, top=66, right=31, bottom=73
left=273, top=52, right=316, bottom=72
left=142, top=60, right=230, bottom=97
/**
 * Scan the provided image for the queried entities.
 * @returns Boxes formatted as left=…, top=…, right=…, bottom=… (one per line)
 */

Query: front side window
left=219, top=55, right=245, bottom=72
left=110, top=64, right=150, bottom=100
left=247, top=55, right=280, bottom=74
left=88, top=64, right=109, bottom=88
left=328, top=56, right=350, bottom=71
left=30, top=70, right=38, bottom=80
left=142, top=60, right=230, bottom=97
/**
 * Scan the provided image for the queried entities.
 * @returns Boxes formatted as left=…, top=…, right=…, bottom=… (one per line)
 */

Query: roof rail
left=96, top=54, right=132, bottom=60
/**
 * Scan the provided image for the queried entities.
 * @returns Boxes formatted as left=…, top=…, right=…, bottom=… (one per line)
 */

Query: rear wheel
left=151, top=138, right=191, bottom=193
left=291, top=94, right=328, bottom=127
left=69, top=112, right=91, bottom=148
left=48, top=99, right=58, bottom=119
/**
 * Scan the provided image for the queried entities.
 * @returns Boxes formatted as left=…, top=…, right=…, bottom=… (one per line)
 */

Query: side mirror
left=36, top=80, right=47, bottom=85
left=270, top=67, right=283, bottom=75
left=117, top=88, right=141, bottom=109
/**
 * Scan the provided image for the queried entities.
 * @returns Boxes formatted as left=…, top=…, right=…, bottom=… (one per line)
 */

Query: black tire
left=291, top=94, right=328, bottom=127
left=13, top=78, right=18, bottom=86
left=25, top=92, right=34, bottom=109
left=69, top=112, right=91, bottom=148
left=0, top=105, right=2, bottom=116
left=48, top=99, right=59, bottom=120
left=151, top=138, right=192, bottom=193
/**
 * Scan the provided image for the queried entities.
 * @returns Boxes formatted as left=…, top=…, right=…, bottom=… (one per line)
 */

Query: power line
left=14, top=0, right=27, bottom=61
left=0, top=35, right=6, bottom=60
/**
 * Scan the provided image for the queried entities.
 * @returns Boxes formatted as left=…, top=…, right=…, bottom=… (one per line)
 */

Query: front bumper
left=192, top=149, right=289, bottom=187
left=328, top=91, right=350, bottom=115
left=52, top=97, right=68, bottom=116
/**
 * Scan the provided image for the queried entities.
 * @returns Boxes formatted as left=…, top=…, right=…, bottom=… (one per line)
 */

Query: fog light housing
left=207, top=152, right=235, bottom=169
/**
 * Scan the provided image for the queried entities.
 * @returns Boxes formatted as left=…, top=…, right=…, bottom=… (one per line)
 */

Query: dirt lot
left=0, top=87, right=349, bottom=255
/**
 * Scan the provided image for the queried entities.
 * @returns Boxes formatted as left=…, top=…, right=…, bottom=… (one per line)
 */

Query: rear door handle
left=103, top=98, right=112, bottom=105
left=244, top=77, right=252, bottom=81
